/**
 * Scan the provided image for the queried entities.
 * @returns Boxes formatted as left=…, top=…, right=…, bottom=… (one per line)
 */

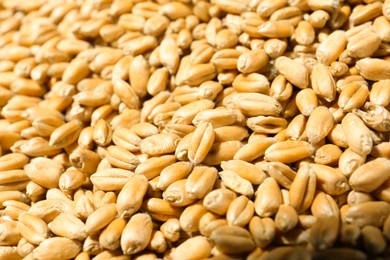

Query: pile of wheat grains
left=0, top=0, right=390, bottom=259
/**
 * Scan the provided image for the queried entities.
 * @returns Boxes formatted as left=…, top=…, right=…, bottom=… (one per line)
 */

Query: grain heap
left=0, top=0, right=390, bottom=259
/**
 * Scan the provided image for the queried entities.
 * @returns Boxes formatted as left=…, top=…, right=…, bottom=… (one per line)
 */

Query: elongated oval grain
left=295, top=88, right=318, bottom=116
left=142, top=198, right=181, bottom=222
left=85, top=203, right=117, bottom=234
left=258, top=20, right=294, bottom=38
left=190, top=44, right=215, bottom=65
left=310, top=163, right=350, bottom=196
left=222, top=92, right=282, bottom=117
left=28, top=198, right=76, bottom=223
left=345, top=201, right=390, bottom=227
left=99, top=218, right=127, bottom=251
left=105, top=145, right=140, bottom=171
left=157, top=161, right=192, bottom=191
left=192, top=108, right=237, bottom=128
left=17, top=213, right=50, bottom=245
left=269, top=75, right=293, bottom=102
left=237, top=49, right=269, bottom=74
left=116, top=175, right=148, bottom=218
left=179, top=203, right=208, bottom=233
left=183, top=63, right=217, bottom=86
left=234, top=138, right=275, bottom=162
left=185, top=166, right=218, bottom=199
left=170, top=236, right=211, bottom=259
left=316, top=30, right=347, bottom=65
left=112, top=127, right=142, bottom=152
left=314, top=144, right=342, bottom=166
left=199, top=214, right=227, bottom=238
left=147, top=67, right=169, bottom=96
left=341, top=113, right=373, bottom=156
left=311, top=63, right=336, bottom=102
left=49, top=120, right=83, bottom=149
left=233, top=73, right=270, bottom=94
left=221, top=160, right=266, bottom=185
left=249, top=216, right=276, bottom=248
left=0, top=169, right=29, bottom=185
left=32, top=116, right=65, bottom=137
left=69, top=149, right=101, bottom=175
left=121, top=213, right=153, bottom=255
left=211, top=49, right=240, bottom=70
left=129, top=55, right=149, bottom=98
left=356, top=58, right=390, bottom=81
left=369, top=80, right=390, bottom=106
left=311, top=192, right=340, bottom=218
left=275, top=204, right=299, bottom=234
left=63, top=58, right=90, bottom=85
left=112, top=78, right=140, bottom=109
left=188, top=122, right=215, bottom=165
left=203, top=188, right=236, bottom=215
left=247, top=116, right=288, bottom=135
left=203, top=141, right=243, bottom=165
left=305, top=106, right=334, bottom=144
left=210, top=225, right=255, bottom=254
left=275, top=56, right=309, bottom=89
left=264, top=140, right=315, bottom=163
left=90, top=168, right=135, bottom=191
left=254, top=177, right=282, bottom=217
left=160, top=218, right=180, bottom=242
left=289, top=163, right=316, bottom=213
left=131, top=122, right=159, bottom=138
left=32, top=237, right=81, bottom=260
left=24, top=157, right=64, bottom=189
left=48, top=213, right=87, bottom=241
left=227, top=196, right=255, bottom=227
left=140, top=133, right=180, bottom=156
left=135, top=155, right=176, bottom=180
left=159, top=38, right=179, bottom=74
left=219, top=170, right=254, bottom=198
left=338, top=83, right=369, bottom=112
left=266, top=162, right=296, bottom=189
left=349, top=158, right=390, bottom=192
left=163, top=179, right=196, bottom=207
